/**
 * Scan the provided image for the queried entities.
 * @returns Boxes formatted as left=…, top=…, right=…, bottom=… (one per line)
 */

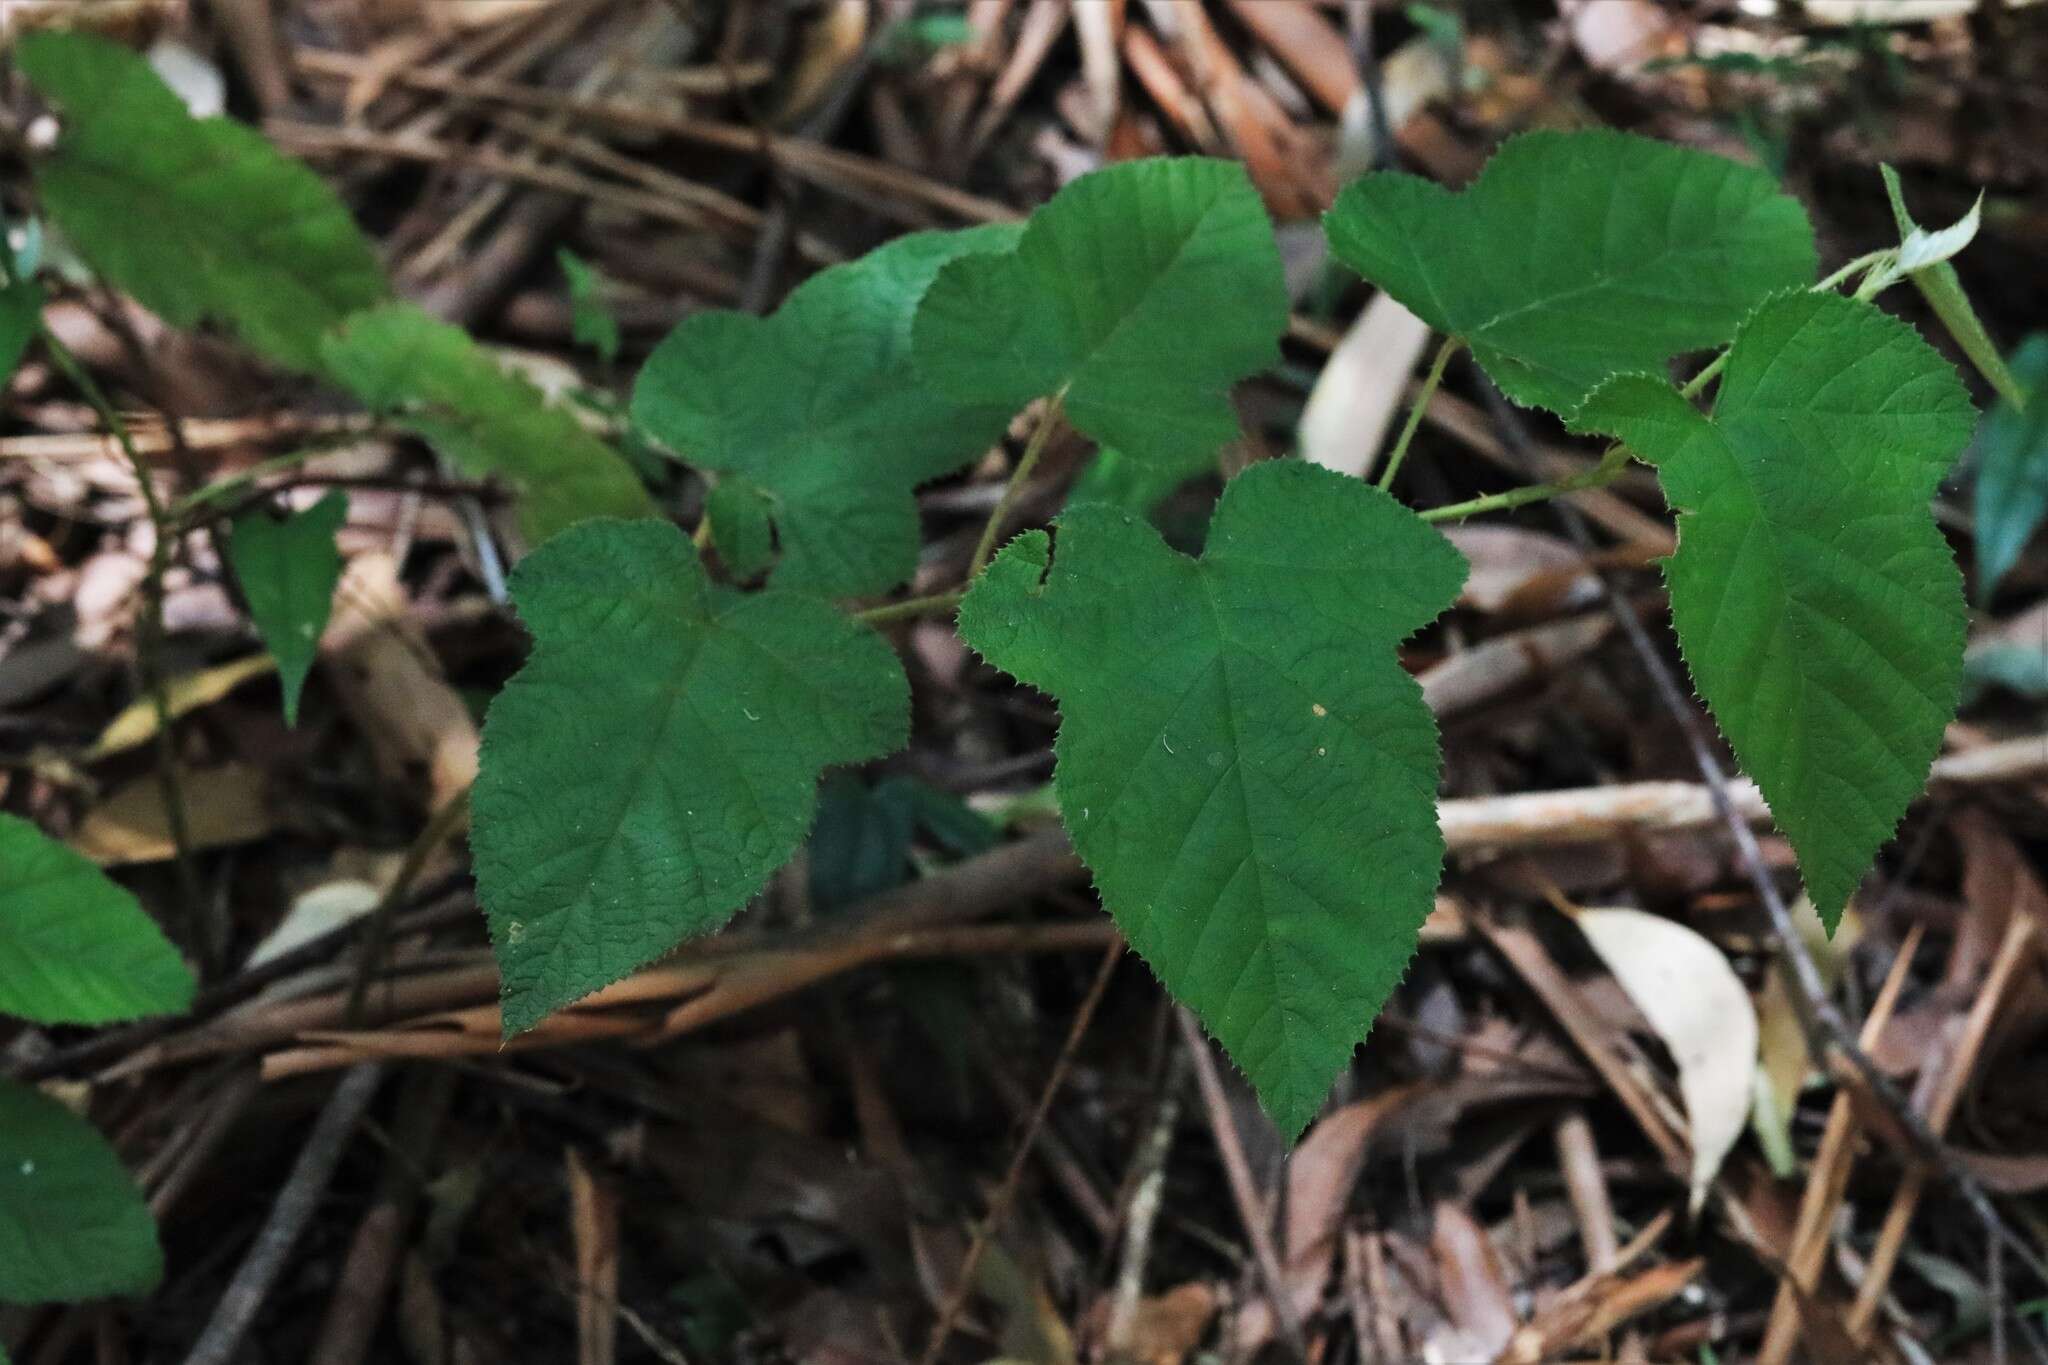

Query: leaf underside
left=323, top=304, right=655, bottom=545
left=472, top=519, right=910, bottom=1033
left=958, top=460, right=1467, bottom=1137
left=1326, top=128, right=1817, bottom=414
left=229, top=491, right=347, bottom=727
left=1972, top=334, right=2048, bottom=599
left=18, top=30, right=388, bottom=373
left=0, top=1079, right=162, bottom=1304
left=1576, top=291, right=1975, bottom=927
left=914, top=157, right=1290, bottom=468
left=0, top=813, right=194, bottom=1027
left=633, top=225, right=1022, bottom=595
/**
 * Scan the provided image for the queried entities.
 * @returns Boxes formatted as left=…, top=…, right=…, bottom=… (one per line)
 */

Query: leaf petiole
left=856, top=591, right=965, bottom=626
left=1377, top=334, right=1462, bottom=491
left=967, top=388, right=1067, bottom=579
left=1419, top=442, right=1634, bottom=524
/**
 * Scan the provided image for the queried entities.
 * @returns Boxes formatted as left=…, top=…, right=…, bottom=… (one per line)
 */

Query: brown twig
left=1176, top=1007, right=1309, bottom=1361
left=918, top=940, right=1123, bottom=1365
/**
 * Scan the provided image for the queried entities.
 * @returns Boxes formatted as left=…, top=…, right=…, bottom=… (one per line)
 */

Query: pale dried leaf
left=1572, top=907, right=1758, bottom=1211
left=1299, top=292, right=1432, bottom=481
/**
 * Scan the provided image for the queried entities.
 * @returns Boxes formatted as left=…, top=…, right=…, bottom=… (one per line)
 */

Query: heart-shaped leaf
left=633, top=226, right=1022, bottom=594
left=1576, top=291, right=1974, bottom=925
left=472, top=518, right=909, bottom=1032
left=0, top=1079, right=162, bottom=1304
left=915, top=158, right=1289, bottom=467
left=958, top=460, right=1466, bottom=1137
left=1326, top=129, right=1816, bottom=414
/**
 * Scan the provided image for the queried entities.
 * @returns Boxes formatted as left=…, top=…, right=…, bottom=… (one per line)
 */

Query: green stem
left=968, top=389, right=1066, bottom=580
left=1420, top=445, right=1633, bottom=524
left=39, top=322, right=210, bottom=963
left=1378, top=334, right=1462, bottom=492
left=856, top=591, right=964, bottom=627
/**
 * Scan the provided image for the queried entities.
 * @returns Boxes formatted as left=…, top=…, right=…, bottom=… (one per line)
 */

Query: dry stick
left=1104, top=1048, right=1188, bottom=1356
left=182, top=1062, right=387, bottom=1365
left=1176, top=1007, right=1310, bottom=1362
left=918, top=941, right=1123, bottom=1365
left=343, top=785, right=472, bottom=1027
left=1848, top=911, right=2041, bottom=1342
left=1757, top=924, right=1926, bottom=1365
left=308, top=1067, right=458, bottom=1365
left=1514, top=387, right=2048, bottom=1326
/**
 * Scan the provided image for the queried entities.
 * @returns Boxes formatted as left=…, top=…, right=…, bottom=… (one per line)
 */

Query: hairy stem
left=967, top=388, right=1066, bottom=579
left=855, top=591, right=963, bottom=626
left=1420, top=444, right=1634, bottom=524
left=1377, top=333, right=1462, bottom=491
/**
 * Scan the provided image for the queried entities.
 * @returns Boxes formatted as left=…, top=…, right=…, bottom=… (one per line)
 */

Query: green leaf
left=17, top=30, right=388, bottom=373
left=809, top=774, right=915, bottom=913
left=558, top=248, right=621, bottom=364
left=1070, top=444, right=1215, bottom=518
left=0, top=813, right=193, bottom=1026
left=1575, top=292, right=1974, bottom=927
left=1972, top=334, right=2048, bottom=598
left=633, top=225, right=1021, bottom=594
left=958, top=460, right=1466, bottom=1137
left=1881, top=165, right=2024, bottom=413
left=703, top=479, right=777, bottom=581
left=0, top=273, right=40, bottom=385
left=472, top=518, right=909, bottom=1032
left=914, top=158, right=1288, bottom=467
left=323, top=304, right=655, bottom=545
left=1326, top=129, right=1816, bottom=414
left=229, top=491, right=346, bottom=726
left=0, top=1080, right=162, bottom=1304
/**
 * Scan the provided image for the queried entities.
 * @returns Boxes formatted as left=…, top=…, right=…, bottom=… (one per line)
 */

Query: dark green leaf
left=324, top=304, right=654, bottom=544
left=958, top=460, right=1466, bottom=1137
left=703, top=479, right=777, bottom=581
left=17, top=30, right=388, bottom=373
left=634, top=225, right=1021, bottom=594
left=809, top=774, right=915, bottom=913
left=915, top=158, right=1289, bottom=467
left=0, top=813, right=193, bottom=1026
left=0, top=273, right=40, bottom=385
left=473, top=518, right=909, bottom=1032
left=1326, top=129, right=1816, bottom=414
left=229, top=491, right=346, bottom=726
left=0, top=1079, right=162, bottom=1303
left=1576, top=292, right=1974, bottom=926
left=1972, top=335, right=2048, bottom=599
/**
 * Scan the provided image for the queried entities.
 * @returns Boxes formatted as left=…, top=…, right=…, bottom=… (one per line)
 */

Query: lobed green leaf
left=472, top=518, right=910, bottom=1033
left=323, top=304, right=655, bottom=545
left=229, top=491, right=347, bottom=726
left=633, top=225, right=1021, bottom=595
left=1575, top=291, right=1975, bottom=926
left=0, top=1080, right=163, bottom=1304
left=0, top=813, right=193, bottom=1027
left=958, top=460, right=1466, bottom=1137
left=1326, top=129, right=1816, bottom=415
left=17, top=30, right=388, bottom=373
left=914, top=158, right=1288, bottom=468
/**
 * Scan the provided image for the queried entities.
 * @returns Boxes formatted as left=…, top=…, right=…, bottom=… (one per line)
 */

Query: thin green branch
left=856, top=591, right=964, bottom=627
left=967, top=389, right=1066, bottom=580
left=38, top=321, right=210, bottom=963
left=1377, top=334, right=1462, bottom=491
left=1420, top=444, right=1633, bottom=524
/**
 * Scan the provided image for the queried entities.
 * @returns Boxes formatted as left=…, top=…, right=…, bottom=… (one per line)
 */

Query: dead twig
left=918, top=941, right=1123, bottom=1365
